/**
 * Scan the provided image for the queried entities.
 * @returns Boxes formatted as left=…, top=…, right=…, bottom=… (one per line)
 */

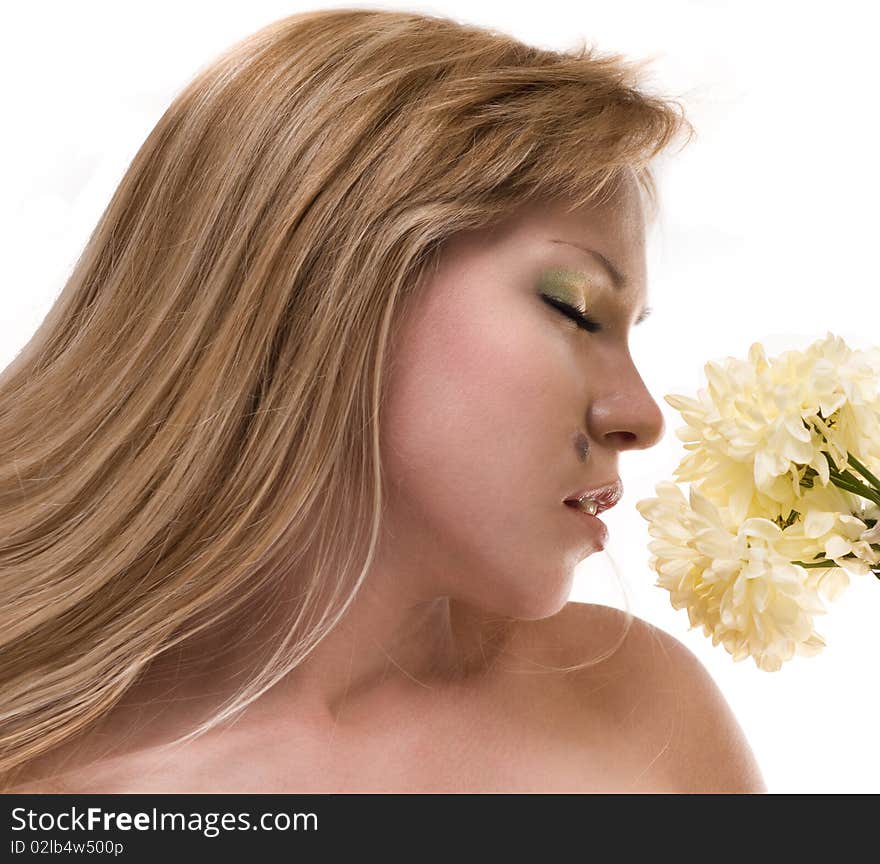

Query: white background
left=3, top=1, right=878, bottom=793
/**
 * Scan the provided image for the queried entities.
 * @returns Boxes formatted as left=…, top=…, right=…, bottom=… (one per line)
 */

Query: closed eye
left=539, top=293, right=602, bottom=333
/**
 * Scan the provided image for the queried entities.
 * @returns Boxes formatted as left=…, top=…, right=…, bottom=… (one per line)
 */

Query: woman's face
left=379, top=173, right=664, bottom=620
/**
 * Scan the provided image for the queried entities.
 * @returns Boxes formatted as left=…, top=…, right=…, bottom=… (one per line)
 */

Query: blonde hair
left=0, top=7, right=692, bottom=789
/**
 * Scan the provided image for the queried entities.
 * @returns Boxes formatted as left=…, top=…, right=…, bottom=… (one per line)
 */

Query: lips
left=563, top=478, right=623, bottom=515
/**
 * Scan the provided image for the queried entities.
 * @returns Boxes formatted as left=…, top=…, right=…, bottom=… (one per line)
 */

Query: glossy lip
left=562, top=478, right=623, bottom=515
left=562, top=500, right=609, bottom=549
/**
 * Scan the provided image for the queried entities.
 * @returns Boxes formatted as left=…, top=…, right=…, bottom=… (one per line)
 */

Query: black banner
left=3, top=793, right=771, bottom=859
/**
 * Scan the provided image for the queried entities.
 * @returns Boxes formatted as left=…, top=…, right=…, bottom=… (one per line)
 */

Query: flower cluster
left=637, top=333, right=880, bottom=672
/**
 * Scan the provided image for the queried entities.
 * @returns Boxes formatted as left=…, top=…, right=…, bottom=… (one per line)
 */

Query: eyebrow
left=549, top=238, right=652, bottom=325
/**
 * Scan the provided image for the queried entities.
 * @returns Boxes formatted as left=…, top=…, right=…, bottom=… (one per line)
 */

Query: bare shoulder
left=4, top=771, right=71, bottom=794
left=4, top=745, right=125, bottom=794
left=520, top=601, right=768, bottom=793
left=4, top=755, right=83, bottom=794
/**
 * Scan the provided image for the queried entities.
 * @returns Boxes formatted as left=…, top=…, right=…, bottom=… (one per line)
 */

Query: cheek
left=381, top=301, right=565, bottom=517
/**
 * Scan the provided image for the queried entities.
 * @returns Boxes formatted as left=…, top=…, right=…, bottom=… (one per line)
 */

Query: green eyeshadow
left=537, top=268, right=591, bottom=306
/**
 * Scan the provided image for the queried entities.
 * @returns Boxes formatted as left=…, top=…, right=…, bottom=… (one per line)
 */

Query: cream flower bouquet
left=636, top=333, right=880, bottom=672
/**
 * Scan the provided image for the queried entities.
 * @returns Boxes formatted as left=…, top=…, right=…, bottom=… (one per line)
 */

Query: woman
left=1, top=8, right=766, bottom=793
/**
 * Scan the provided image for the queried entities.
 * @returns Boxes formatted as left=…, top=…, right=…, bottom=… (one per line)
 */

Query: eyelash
left=539, top=294, right=602, bottom=333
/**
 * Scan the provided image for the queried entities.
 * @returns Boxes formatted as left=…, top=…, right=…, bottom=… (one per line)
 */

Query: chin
left=500, top=574, right=575, bottom=622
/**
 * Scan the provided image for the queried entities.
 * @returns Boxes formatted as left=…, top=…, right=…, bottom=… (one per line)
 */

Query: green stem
left=792, top=556, right=880, bottom=571
left=792, top=559, right=839, bottom=569
left=822, top=449, right=880, bottom=504
left=828, top=471, right=880, bottom=507
left=847, top=453, right=880, bottom=493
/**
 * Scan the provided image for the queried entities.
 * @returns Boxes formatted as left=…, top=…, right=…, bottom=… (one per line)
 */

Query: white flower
left=860, top=502, right=880, bottom=545
left=667, top=334, right=880, bottom=523
left=636, top=482, right=828, bottom=672
left=768, top=485, right=880, bottom=594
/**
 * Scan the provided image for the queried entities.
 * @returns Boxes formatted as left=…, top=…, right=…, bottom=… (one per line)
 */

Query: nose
left=585, top=354, right=665, bottom=451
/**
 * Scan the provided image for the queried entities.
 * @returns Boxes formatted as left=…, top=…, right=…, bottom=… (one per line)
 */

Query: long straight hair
left=0, top=7, right=692, bottom=789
